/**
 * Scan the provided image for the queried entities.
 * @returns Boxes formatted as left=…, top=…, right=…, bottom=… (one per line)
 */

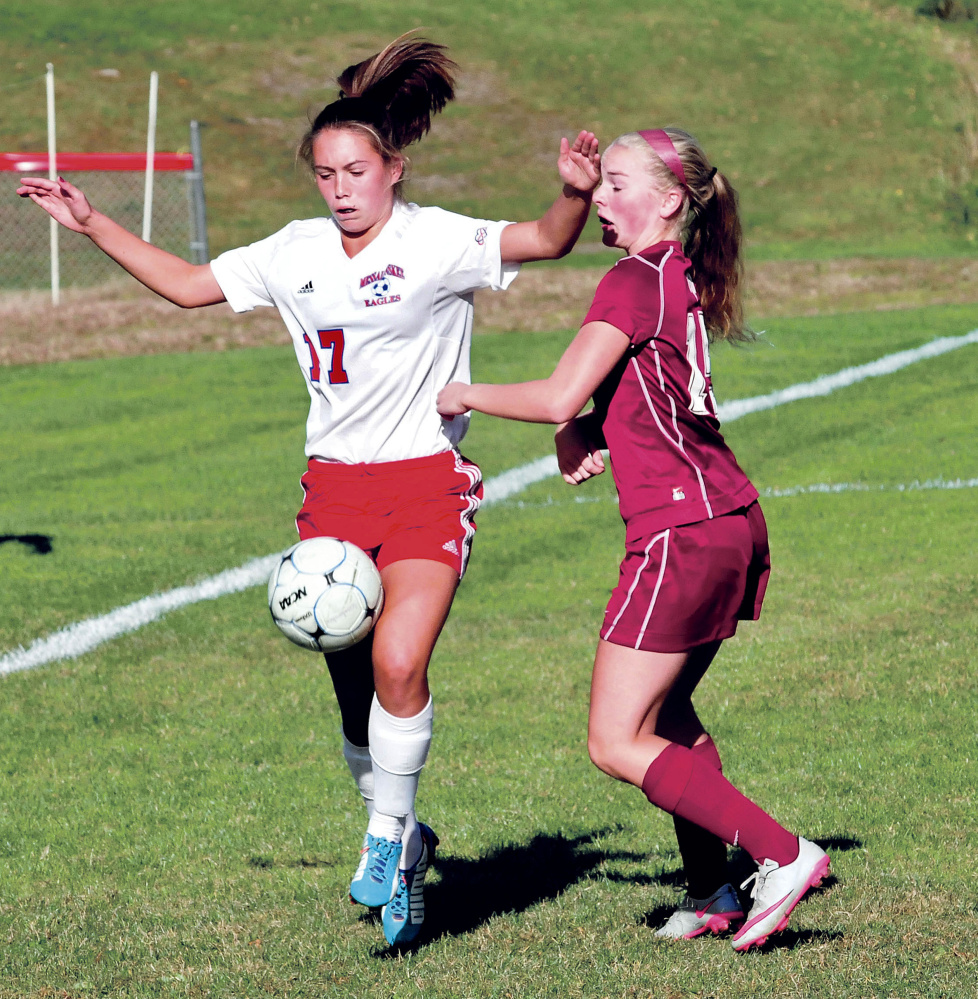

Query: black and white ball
left=268, top=537, right=384, bottom=652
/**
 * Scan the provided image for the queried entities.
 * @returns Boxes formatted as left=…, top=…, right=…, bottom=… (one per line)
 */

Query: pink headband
left=638, top=129, right=687, bottom=188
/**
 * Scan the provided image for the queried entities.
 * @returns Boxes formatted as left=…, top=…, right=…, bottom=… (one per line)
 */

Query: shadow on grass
left=373, top=827, right=646, bottom=955
left=373, top=831, right=862, bottom=955
left=0, top=533, right=53, bottom=554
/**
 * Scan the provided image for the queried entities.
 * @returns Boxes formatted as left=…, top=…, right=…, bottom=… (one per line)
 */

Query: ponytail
left=298, top=32, right=457, bottom=169
left=682, top=160, right=751, bottom=343
left=611, top=130, right=752, bottom=343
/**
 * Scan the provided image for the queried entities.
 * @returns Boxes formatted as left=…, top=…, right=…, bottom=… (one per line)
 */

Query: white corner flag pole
left=142, top=71, right=159, bottom=243
left=46, top=62, right=60, bottom=307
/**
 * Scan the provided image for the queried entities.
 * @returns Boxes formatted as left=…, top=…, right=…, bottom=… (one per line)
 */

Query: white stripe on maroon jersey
left=630, top=247, right=674, bottom=340
left=631, top=353, right=715, bottom=518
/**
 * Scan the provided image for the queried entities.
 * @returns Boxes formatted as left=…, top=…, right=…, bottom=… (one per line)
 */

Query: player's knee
left=587, top=730, right=625, bottom=780
left=372, top=645, right=426, bottom=702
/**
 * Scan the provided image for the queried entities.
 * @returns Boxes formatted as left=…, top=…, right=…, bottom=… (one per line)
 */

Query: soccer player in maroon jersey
left=437, top=127, right=829, bottom=951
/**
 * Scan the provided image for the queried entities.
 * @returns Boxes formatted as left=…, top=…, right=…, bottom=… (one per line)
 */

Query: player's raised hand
left=17, top=175, right=94, bottom=233
left=558, top=130, right=601, bottom=194
left=555, top=416, right=605, bottom=484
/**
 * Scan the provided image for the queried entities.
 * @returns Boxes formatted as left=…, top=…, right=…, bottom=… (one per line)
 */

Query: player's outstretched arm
left=436, top=320, right=627, bottom=424
left=17, top=175, right=225, bottom=308
left=499, top=130, right=600, bottom=264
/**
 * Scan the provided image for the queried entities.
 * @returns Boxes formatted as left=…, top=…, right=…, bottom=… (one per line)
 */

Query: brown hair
left=297, top=32, right=457, bottom=197
left=610, top=130, right=752, bottom=343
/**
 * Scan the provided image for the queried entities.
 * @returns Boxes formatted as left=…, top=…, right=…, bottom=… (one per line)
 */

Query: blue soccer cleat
left=382, top=823, right=438, bottom=947
left=349, top=833, right=402, bottom=909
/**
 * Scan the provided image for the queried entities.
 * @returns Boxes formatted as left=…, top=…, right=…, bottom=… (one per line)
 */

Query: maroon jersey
left=583, top=241, right=757, bottom=540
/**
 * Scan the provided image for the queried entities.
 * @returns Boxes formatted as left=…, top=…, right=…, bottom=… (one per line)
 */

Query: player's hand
left=555, top=418, right=606, bottom=484
left=17, top=175, right=94, bottom=233
left=436, top=381, right=470, bottom=418
left=558, top=131, right=601, bottom=194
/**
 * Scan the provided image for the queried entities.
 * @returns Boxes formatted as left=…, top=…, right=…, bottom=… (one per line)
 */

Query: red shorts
left=601, top=502, right=770, bottom=653
left=295, top=451, right=483, bottom=577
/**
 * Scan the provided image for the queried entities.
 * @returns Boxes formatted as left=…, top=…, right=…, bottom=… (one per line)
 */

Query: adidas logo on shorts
left=442, top=539, right=459, bottom=555
left=298, top=280, right=314, bottom=294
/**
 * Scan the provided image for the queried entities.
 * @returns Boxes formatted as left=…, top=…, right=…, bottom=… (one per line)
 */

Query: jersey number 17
left=304, top=328, right=349, bottom=385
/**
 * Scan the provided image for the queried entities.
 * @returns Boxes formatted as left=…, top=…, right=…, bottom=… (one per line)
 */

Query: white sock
left=367, top=694, right=433, bottom=868
left=341, top=735, right=375, bottom=820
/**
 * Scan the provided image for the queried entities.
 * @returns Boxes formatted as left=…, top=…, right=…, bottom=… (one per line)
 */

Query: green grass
left=1, top=0, right=976, bottom=267
left=2, top=303, right=978, bottom=995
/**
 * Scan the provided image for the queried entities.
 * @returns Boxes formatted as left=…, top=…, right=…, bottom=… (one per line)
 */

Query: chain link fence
left=0, top=128, right=207, bottom=291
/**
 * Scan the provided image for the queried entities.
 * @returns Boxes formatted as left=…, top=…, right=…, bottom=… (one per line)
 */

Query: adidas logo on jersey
left=442, top=539, right=459, bottom=555
left=297, top=281, right=314, bottom=294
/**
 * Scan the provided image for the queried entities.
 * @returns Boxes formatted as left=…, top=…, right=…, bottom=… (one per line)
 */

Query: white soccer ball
left=267, top=537, right=384, bottom=653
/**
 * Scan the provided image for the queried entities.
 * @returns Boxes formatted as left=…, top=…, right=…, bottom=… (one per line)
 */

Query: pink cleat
left=731, top=837, right=830, bottom=952
left=655, top=883, right=745, bottom=939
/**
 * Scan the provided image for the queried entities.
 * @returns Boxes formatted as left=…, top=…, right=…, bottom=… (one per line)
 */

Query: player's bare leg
left=350, top=558, right=456, bottom=942
left=587, top=639, right=708, bottom=786
left=371, top=558, right=458, bottom=718
left=370, top=559, right=456, bottom=863
left=587, top=639, right=821, bottom=947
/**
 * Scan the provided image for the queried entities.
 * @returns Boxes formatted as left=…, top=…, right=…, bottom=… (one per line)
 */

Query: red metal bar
left=0, top=152, right=194, bottom=172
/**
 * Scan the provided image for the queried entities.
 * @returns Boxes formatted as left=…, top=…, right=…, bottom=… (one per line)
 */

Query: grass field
left=2, top=0, right=978, bottom=995
left=2, top=302, right=977, bottom=997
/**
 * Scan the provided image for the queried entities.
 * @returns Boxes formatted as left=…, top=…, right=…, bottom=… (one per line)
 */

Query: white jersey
left=210, top=202, right=519, bottom=463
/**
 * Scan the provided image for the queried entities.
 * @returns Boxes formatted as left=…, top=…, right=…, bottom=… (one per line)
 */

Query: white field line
left=718, top=328, right=978, bottom=423
left=483, top=329, right=978, bottom=503
left=2, top=330, right=977, bottom=676
left=492, top=475, right=978, bottom=511
left=0, top=555, right=282, bottom=677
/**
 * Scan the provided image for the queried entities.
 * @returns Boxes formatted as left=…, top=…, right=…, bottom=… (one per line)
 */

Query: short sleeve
left=209, top=230, right=283, bottom=313
left=583, top=250, right=690, bottom=347
left=582, top=265, right=653, bottom=343
left=435, top=213, right=521, bottom=295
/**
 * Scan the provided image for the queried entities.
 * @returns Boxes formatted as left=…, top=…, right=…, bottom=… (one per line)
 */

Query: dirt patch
left=474, top=256, right=978, bottom=333
left=2, top=257, right=977, bottom=366
left=0, top=282, right=288, bottom=366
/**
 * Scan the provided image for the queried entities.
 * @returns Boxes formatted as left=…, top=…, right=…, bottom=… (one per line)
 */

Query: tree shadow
left=0, top=533, right=53, bottom=555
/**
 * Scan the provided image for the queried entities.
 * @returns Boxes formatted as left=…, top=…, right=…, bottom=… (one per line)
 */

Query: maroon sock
left=691, top=734, right=722, bottom=771
left=643, top=743, right=798, bottom=867
left=674, top=737, right=728, bottom=898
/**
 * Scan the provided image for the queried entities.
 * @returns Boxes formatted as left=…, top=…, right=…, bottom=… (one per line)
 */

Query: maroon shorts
left=295, top=451, right=483, bottom=577
left=601, top=502, right=770, bottom=653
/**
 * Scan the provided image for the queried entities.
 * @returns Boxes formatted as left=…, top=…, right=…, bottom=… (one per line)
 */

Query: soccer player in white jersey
left=19, top=33, right=601, bottom=948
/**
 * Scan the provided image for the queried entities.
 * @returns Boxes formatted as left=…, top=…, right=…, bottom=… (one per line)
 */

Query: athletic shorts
left=295, top=451, right=483, bottom=577
left=601, top=501, right=770, bottom=653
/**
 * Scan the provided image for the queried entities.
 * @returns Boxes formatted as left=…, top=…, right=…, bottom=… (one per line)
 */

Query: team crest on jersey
left=474, top=227, right=487, bottom=245
left=360, top=264, right=404, bottom=307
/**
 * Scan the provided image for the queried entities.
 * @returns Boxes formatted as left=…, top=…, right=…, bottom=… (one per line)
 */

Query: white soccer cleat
left=731, top=836, right=830, bottom=951
left=654, top=883, right=745, bottom=940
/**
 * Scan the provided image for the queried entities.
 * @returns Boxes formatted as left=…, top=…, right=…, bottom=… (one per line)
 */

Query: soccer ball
left=267, top=537, right=384, bottom=652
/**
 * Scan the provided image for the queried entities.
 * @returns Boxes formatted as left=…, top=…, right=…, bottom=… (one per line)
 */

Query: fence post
left=46, top=63, right=60, bottom=306
left=142, top=71, right=159, bottom=243
left=188, top=120, right=209, bottom=264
